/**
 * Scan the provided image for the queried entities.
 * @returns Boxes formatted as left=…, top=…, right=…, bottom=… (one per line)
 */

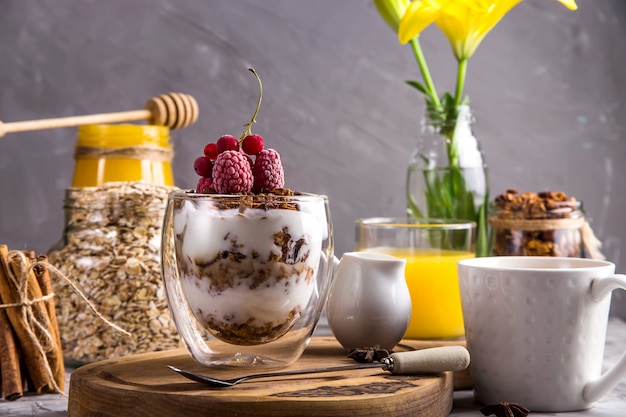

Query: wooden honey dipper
left=0, top=93, right=199, bottom=138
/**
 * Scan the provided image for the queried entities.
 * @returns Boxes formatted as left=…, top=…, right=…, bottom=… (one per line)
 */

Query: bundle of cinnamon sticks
left=0, top=245, right=65, bottom=401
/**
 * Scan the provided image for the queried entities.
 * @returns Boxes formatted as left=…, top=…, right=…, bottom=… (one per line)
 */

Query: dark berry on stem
left=242, top=134, right=265, bottom=155
left=204, top=143, right=218, bottom=160
left=194, top=156, right=213, bottom=178
left=216, top=135, right=239, bottom=153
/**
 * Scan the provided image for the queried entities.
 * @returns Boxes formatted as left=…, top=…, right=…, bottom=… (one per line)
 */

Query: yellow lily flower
left=373, top=0, right=411, bottom=32
left=557, top=0, right=578, bottom=10
left=371, top=0, right=578, bottom=257
left=399, top=0, right=578, bottom=60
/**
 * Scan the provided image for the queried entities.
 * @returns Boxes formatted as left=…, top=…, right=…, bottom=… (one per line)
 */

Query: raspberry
left=242, top=134, right=264, bottom=155
left=196, top=177, right=214, bottom=194
left=253, top=149, right=284, bottom=192
left=212, top=150, right=253, bottom=193
left=193, top=156, right=213, bottom=178
left=216, top=135, right=239, bottom=153
left=203, top=143, right=218, bottom=160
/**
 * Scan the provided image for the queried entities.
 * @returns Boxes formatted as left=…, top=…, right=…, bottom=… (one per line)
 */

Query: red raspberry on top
left=253, top=149, right=284, bottom=193
left=196, top=177, right=214, bottom=194
left=212, top=150, right=253, bottom=194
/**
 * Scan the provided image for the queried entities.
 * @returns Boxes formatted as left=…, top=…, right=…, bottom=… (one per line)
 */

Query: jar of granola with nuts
left=489, top=190, right=601, bottom=258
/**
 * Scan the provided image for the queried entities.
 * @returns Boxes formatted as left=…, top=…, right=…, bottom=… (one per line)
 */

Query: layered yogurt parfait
left=173, top=192, right=325, bottom=345
left=164, top=68, right=331, bottom=352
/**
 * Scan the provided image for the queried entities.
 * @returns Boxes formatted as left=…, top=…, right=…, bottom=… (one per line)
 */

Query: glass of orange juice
left=355, top=217, right=475, bottom=340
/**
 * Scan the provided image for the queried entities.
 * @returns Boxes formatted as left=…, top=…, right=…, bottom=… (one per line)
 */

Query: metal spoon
left=167, top=345, right=470, bottom=388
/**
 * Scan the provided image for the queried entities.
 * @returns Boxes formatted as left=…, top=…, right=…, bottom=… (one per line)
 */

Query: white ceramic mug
left=457, top=256, right=626, bottom=412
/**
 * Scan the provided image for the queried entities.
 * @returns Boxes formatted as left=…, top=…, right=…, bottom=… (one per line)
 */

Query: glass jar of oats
left=489, top=190, right=586, bottom=258
left=48, top=182, right=180, bottom=365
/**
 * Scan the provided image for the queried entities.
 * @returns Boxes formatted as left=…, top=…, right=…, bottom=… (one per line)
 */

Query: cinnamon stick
left=0, top=293, right=23, bottom=400
left=9, top=251, right=51, bottom=341
left=34, top=255, right=65, bottom=391
left=10, top=251, right=59, bottom=393
left=21, top=356, right=35, bottom=393
left=0, top=245, right=53, bottom=394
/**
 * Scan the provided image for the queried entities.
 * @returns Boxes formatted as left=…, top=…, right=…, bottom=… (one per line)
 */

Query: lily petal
left=374, top=0, right=411, bottom=32
left=437, top=0, right=521, bottom=59
left=557, top=0, right=578, bottom=10
left=397, top=0, right=578, bottom=58
left=398, top=0, right=486, bottom=44
left=398, top=0, right=447, bottom=44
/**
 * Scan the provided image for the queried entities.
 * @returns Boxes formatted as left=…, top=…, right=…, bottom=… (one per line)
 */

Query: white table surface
left=3, top=317, right=626, bottom=416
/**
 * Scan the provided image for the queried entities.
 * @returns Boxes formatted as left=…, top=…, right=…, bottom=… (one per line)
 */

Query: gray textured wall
left=1, top=1, right=625, bottom=314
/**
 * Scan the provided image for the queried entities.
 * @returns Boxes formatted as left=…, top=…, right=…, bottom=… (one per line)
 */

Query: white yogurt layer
left=173, top=200, right=325, bottom=343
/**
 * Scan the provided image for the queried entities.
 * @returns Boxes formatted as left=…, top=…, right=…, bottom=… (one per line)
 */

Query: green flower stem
left=454, top=58, right=468, bottom=106
left=409, top=37, right=441, bottom=109
left=445, top=58, right=469, bottom=168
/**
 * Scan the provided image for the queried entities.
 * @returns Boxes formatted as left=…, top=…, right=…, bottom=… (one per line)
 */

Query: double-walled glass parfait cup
left=161, top=190, right=333, bottom=368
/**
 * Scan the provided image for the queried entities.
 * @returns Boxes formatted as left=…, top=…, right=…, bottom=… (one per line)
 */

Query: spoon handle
left=236, top=362, right=385, bottom=382
left=167, top=346, right=470, bottom=388
left=388, top=345, right=470, bottom=375
left=168, top=365, right=222, bottom=385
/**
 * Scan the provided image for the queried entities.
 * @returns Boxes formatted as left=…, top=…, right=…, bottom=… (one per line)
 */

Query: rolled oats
left=48, top=182, right=180, bottom=363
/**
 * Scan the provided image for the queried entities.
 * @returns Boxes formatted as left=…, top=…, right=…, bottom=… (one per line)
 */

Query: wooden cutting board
left=68, top=337, right=465, bottom=417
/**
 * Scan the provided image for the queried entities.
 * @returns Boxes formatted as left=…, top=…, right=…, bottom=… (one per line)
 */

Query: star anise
left=347, top=345, right=392, bottom=363
left=480, top=402, right=530, bottom=417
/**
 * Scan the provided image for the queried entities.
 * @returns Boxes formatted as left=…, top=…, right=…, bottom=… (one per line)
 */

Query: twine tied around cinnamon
left=488, top=216, right=605, bottom=260
left=74, top=144, right=174, bottom=162
left=0, top=251, right=131, bottom=396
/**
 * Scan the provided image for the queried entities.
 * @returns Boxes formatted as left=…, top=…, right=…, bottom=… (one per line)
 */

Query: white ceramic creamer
left=326, top=252, right=411, bottom=350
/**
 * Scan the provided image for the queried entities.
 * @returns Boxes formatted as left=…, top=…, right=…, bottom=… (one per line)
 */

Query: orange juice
left=363, top=247, right=474, bottom=339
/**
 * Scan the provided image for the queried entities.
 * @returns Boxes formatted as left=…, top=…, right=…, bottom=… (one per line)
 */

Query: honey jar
left=71, top=124, right=174, bottom=187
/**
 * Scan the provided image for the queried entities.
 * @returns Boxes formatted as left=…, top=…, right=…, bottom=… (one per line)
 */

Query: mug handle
left=583, top=274, right=626, bottom=403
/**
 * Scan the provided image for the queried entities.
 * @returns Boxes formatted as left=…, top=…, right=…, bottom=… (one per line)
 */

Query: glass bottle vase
left=406, top=104, right=490, bottom=256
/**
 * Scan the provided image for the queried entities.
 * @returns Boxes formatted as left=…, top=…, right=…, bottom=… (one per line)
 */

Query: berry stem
left=240, top=67, right=263, bottom=142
